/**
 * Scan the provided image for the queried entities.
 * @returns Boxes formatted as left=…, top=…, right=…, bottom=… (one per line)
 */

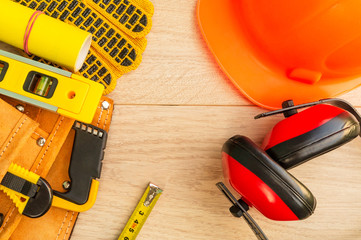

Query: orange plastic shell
left=197, top=0, right=361, bottom=109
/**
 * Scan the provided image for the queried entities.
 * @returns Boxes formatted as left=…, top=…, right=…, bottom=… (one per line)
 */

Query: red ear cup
left=263, top=104, right=360, bottom=169
left=222, top=136, right=316, bottom=221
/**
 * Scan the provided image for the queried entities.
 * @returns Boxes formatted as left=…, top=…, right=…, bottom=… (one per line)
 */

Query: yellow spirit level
left=0, top=49, right=104, bottom=123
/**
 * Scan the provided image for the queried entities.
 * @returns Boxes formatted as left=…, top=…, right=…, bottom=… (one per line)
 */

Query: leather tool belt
left=0, top=95, right=114, bottom=240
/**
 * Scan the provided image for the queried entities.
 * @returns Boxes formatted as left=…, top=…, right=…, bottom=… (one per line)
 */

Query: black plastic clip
left=53, top=121, right=107, bottom=205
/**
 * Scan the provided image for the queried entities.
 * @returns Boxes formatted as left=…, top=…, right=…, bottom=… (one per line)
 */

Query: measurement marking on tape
left=118, top=183, right=163, bottom=240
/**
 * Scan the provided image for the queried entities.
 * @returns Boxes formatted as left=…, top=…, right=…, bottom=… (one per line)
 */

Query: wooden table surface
left=75, top=1, right=361, bottom=239
left=4, top=1, right=361, bottom=239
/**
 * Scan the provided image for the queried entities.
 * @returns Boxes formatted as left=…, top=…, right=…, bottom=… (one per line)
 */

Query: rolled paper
left=0, top=0, right=91, bottom=72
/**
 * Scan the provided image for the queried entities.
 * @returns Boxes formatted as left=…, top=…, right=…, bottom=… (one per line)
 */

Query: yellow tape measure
left=118, top=183, right=163, bottom=240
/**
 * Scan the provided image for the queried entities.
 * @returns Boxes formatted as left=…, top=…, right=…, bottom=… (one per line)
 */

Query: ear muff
left=222, top=135, right=316, bottom=221
left=262, top=104, right=360, bottom=169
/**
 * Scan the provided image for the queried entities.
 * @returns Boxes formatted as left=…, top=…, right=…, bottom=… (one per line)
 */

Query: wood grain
left=71, top=105, right=361, bottom=240
left=2, top=0, right=361, bottom=239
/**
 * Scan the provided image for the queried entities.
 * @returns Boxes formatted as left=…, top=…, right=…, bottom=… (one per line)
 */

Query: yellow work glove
left=13, top=0, right=154, bottom=94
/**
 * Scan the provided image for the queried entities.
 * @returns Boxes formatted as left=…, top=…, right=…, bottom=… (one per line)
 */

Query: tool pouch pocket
left=0, top=95, right=114, bottom=240
left=0, top=98, right=40, bottom=239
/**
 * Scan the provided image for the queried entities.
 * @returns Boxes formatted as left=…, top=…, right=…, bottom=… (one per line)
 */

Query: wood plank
left=107, top=0, right=246, bottom=106
left=71, top=105, right=361, bottom=240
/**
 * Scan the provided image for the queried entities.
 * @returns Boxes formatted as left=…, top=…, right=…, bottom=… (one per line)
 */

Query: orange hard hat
left=197, top=0, right=361, bottom=109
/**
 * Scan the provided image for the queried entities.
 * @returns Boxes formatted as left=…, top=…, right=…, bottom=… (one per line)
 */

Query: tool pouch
left=0, top=95, right=114, bottom=240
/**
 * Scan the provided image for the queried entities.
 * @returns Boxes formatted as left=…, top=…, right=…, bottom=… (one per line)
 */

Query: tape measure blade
left=118, top=183, right=162, bottom=240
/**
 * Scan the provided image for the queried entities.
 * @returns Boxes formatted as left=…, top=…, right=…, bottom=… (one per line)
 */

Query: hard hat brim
left=197, top=0, right=361, bottom=109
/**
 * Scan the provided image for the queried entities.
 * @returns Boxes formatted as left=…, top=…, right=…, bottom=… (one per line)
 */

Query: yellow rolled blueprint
left=0, top=0, right=91, bottom=72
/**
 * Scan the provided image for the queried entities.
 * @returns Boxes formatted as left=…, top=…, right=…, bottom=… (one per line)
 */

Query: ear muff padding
left=263, top=105, right=360, bottom=169
left=222, top=136, right=316, bottom=221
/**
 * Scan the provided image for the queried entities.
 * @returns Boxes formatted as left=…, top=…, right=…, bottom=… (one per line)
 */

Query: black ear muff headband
left=255, top=98, right=361, bottom=137
left=255, top=98, right=361, bottom=130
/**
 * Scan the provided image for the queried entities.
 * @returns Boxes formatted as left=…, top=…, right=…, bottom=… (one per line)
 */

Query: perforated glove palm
left=13, top=0, right=154, bottom=94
